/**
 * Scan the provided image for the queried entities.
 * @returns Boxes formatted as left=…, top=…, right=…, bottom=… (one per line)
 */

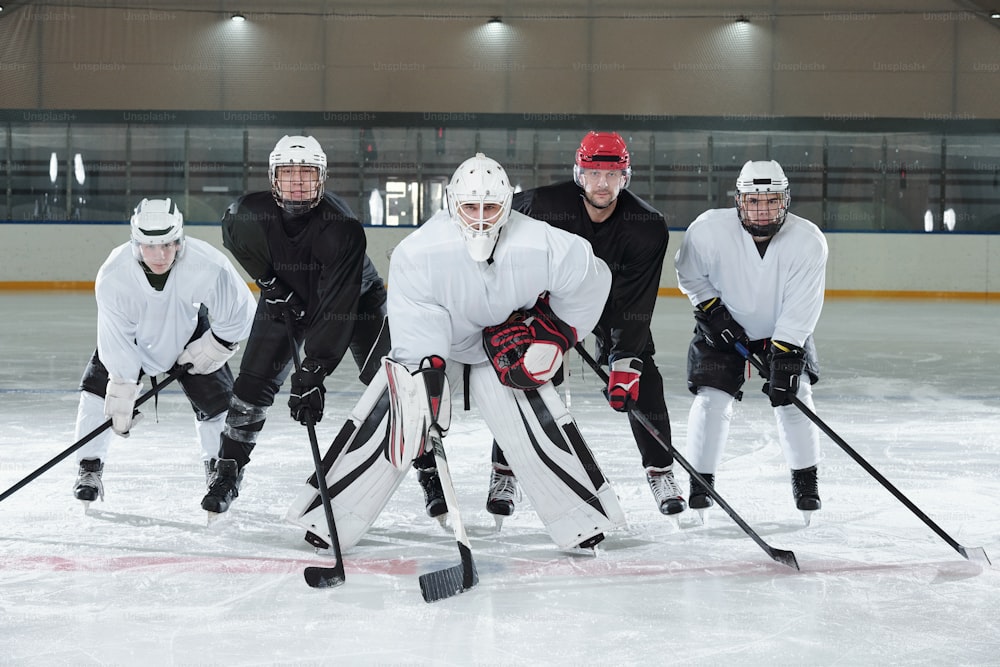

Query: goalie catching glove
left=763, top=340, right=807, bottom=407
left=483, top=299, right=577, bottom=391
left=177, top=330, right=237, bottom=375
left=694, top=297, right=749, bottom=352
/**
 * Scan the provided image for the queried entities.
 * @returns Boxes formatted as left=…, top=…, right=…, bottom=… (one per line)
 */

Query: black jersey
left=221, top=191, right=378, bottom=371
left=513, top=181, right=668, bottom=361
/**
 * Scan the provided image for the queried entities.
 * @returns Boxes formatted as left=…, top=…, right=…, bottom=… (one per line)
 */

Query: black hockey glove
left=763, top=340, right=807, bottom=407
left=289, top=359, right=326, bottom=424
left=255, top=275, right=306, bottom=322
left=694, top=298, right=749, bottom=352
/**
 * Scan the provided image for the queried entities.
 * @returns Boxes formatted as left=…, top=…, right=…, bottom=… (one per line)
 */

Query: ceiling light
left=488, top=16, right=502, bottom=24
left=231, top=13, right=246, bottom=22
left=991, top=10, right=1000, bottom=19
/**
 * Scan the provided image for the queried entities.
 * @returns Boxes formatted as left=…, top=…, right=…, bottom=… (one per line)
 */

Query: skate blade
left=570, top=543, right=600, bottom=557
left=491, top=515, right=504, bottom=533
left=80, top=500, right=92, bottom=513
left=434, top=513, right=451, bottom=532
left=800, top=510, right=815, bottom=526
left=205, top=511, right=227, bottom=526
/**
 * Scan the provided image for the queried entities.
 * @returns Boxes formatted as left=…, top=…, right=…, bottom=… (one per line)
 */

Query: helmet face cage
left=735, top=160, right=790, bottom=239
left=446, top=153, right=514, bottom=262
left=574, top=131, right=632, bottom=190
left=130, top=197, right=184, bottom=266
left=268, top=135, right=328, bottom=215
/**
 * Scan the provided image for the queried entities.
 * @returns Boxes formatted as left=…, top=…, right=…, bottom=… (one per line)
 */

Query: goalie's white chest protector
left=388, top=210, right=611, bottom=367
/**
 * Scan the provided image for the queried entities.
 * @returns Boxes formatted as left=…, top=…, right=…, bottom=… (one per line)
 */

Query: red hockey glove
left=607, top=357, right=642, bottom=412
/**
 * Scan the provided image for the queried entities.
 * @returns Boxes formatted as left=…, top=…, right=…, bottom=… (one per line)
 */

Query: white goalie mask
left=269, top=135, right=328, bottom=215
left=735, top=160, right=791, bottom=239
left=130, top=197, right=184, bottom=266
left=446, top=153, right=514, bottom=262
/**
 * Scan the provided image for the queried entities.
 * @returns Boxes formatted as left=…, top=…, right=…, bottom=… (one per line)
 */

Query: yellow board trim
left=657, top=287, right=1000, bottom=301
left=0, top=282, right=996, bottom=301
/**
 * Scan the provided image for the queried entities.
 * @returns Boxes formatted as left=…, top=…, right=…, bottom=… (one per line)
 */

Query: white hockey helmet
left=735, top=160, right=791, bottom=239
left=269, top=135, right=327, bottom=215
left=446, top=153, right=514, bottom=262
left=130, top=197, right=184, bottom=264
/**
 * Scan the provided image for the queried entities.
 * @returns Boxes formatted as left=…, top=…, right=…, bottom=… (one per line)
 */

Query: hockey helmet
left=446, top=153, right=514, bottom=262
left=574, top=131, right=632, bottom=189
left=735, top=160, right=791, bottom=239
left=130, top=197, right=184, bottom=268
left=269, top=135, right=327, bottom=215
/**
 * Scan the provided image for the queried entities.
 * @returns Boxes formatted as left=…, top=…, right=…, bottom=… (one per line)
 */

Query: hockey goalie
left=286, top=152, right=626, bottom=552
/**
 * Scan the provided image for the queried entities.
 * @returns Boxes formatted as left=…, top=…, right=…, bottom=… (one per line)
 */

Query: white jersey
left=95, top=237, right=256, bottom=382
left=387, top=209, right=611, bottom=366
left=674, top=208, right=827, bottom=346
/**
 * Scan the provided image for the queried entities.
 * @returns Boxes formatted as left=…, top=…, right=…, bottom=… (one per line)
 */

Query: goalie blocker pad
left=468, top=362, right=626, bottom=548
left=384, top=356, right=452, bottom=469
left=285, top=368, right=410, bottom=551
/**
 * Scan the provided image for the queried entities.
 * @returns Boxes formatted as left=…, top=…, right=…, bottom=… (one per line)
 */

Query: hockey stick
left=736, top=342, right=991, bottom=565
left=285, top=320, right=346, bottom=588
left=418, top=425, right=479, bottom=602
left=0, top=365, right=189, bottom=504
left=574, top=344, right=800, bottom=570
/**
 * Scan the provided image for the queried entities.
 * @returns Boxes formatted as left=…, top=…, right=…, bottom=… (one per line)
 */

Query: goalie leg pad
left=468, top=363, right=626, bottom=548
left=384, top=356, right=452, bottom=470
left=285, top=369, right=408, bottom=551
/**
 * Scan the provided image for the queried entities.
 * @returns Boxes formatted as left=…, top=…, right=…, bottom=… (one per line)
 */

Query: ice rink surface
left=1, top=292, right=997, bottom=666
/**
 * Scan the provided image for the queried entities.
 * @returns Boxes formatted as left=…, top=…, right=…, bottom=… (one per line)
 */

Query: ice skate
left=304, top=530, right=330, bottom=552
left=645, top=465, right=686, bottom=522
left=485, top=464, right=520, bottom=531
left=689, top=473, right=715, bottom=524
left=574, top=532, right=604, bottom=556
left=791, top=465, right=821, bottom=526
left=73, top=458, right=104, bottom=511
left=415, top=465, right=449, bottom=528
left=201, top=458, right=243, bottom=520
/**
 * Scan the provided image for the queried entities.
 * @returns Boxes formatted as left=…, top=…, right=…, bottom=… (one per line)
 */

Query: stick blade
left=304, top=565, right=346, bottom=588
left=769, top=547, right=800, bottom=570
left=419, top=544, right=478, bottom=603
left=959, top=546, right=991, bottom=566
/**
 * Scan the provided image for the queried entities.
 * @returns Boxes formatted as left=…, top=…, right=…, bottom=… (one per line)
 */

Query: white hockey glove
left=177, top=330, right=237, bottom=375
left=105, top=377, right=142, bottom=436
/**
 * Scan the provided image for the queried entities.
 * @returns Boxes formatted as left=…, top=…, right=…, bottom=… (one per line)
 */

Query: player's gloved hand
left=763, top=340, right=807, bottom=407
left=694, top=297, right=749, bottom=352
left=522, top=298, right=577, bottom=375
left=255, top=275, right=306, bottom=322
left=177, top=330, right=237, bottom=375
left=289, top=359, right=326, bottom=424
left=105, top=376, right=142, bottom=436
left=483, top=299, right=577, bottom=391
left=607, top=357, right=642, bottom=412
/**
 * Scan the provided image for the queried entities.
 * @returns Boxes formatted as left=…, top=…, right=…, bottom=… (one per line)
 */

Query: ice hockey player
left=71, top=198, right=255, bottom=506
left=485, top=131, right=684, bottom=522
left=201, top=135, right=443, bottom=520
left=674, top=160, right=828, bottom=523
left=286, top=153, right=626, bottom=552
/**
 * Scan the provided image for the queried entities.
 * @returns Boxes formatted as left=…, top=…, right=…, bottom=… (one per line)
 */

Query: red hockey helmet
left=574, top=131, right=631, bottom=188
